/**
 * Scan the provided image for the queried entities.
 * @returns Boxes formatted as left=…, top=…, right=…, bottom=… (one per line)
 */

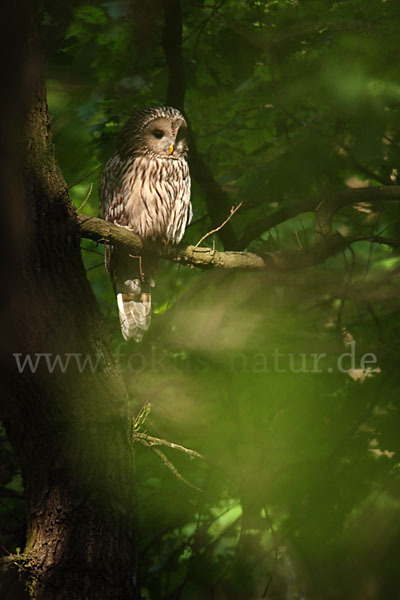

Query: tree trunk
left=0, top=6, right=140, bottom=599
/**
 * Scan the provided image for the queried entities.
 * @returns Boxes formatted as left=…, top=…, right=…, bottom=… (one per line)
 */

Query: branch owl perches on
left=99, top=106, right=192, bottom=342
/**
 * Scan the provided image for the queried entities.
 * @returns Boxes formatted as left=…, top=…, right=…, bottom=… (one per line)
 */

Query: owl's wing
left=167, top=159, right=192, bottom=244
left=99, top=152, right=155, bottom=342
left=99, top=153, right=130, bottom=225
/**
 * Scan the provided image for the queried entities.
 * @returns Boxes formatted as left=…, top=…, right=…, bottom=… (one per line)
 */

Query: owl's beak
left=168, top=145, right=174, bottom=154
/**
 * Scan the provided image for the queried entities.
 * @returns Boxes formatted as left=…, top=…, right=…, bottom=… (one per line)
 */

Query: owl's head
left=119, top=106, right=188, bottom=160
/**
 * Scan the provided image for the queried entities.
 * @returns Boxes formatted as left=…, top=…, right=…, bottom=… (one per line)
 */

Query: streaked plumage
left=99, top=106, right=192, bottom=341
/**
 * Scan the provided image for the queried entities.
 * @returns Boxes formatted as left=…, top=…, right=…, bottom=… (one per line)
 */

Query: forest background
left=1, top=1, right=400, bottom=599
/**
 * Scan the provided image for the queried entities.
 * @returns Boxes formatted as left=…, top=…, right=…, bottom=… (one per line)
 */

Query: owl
left=99, top=106, right=192, bottom=341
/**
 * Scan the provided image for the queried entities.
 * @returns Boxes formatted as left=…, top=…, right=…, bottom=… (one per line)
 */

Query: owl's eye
left=151, top=129, right=164, bottom=139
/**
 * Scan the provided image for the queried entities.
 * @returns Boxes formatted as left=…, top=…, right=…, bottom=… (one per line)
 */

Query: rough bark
left=0, top=7, right=139, bottom=600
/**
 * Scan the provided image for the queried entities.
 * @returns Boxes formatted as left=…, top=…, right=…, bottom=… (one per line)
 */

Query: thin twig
left=366, top=303, right=383, bottom=342
left=133, top=402, right=151, bottom=431
left=77, top=182, right=93, bottom=212
left=129, top=254, right=144, bottom=281
left=187, top=214, right=209, bottom=229
left=134, top=432, right=203, bottom=460
left=166, top=263, right=181, bottom=311
left=197, top=105, right=273, bottom=140
left=210, top=515, right=243, bottom=592
left=365, top=208, right=397, bottom=278
left=85, top=262, right=103, bottom=272
left=81, top=245, right=104, bottom=257
left=298, top=216, right=308, bottom=248
left=144, top=443, right=203, bottom=492
left=294, top=228, right=303, bottom=249
left=191, top=0, right=229, bottom=60
left=69, top=166, right=101, bottom=189
left=194, top=202, right=243, bottom=249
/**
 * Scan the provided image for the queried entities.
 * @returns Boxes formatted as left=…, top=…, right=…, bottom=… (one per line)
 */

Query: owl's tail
left=106, top=247, right=157, bottom=342
left=117, top=283, right=152, bottom=342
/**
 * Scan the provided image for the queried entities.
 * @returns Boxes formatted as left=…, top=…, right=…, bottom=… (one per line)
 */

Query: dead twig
left=77, top=182, right=93, bottom=212
left=138, top=440, right=203, bottom=492
left=85, top=262, right=103, bottom=272
left=133, top=402, right=151, bottom=432
left=134, top=432, right=203, bottom=460
left=194, top=202, right=243, bottom=250
left=70, top=166, right=101, bottom=189
left=132, top=404, right=203, bottom=491
left=129, top=254, right=144, bottom=281
left=294, top=228, right=303, bottom=249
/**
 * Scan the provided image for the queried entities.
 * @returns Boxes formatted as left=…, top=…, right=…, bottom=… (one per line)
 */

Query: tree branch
left=77, top=213, right=399, bottom=273
left=237, top=185, right=400, bottom=249
left=314, top=185, right=400, bottom=239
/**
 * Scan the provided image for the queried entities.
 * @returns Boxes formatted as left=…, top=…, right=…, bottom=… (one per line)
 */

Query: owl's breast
left=122, top=155, right=191, bottom=244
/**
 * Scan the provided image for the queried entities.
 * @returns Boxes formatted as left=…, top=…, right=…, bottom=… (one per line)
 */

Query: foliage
left=3, top=1, right=400, bottom=598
